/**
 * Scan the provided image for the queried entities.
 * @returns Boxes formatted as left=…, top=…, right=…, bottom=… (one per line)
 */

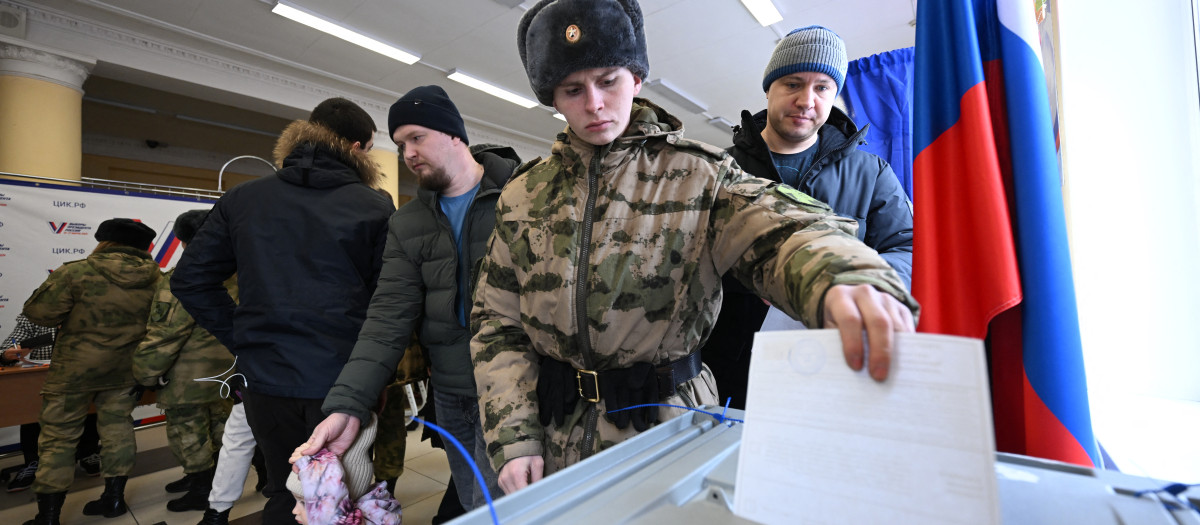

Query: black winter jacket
left=728, top=107, right=913, bottom=282
left=323, top=144, right=522, bottom=423
left=172, top=121, right=395, bottom=399
left=700, top=107, right=913, bottom=409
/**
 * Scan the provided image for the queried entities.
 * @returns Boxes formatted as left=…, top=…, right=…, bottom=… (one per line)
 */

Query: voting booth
left=450, top=409, right=1199, bottom=525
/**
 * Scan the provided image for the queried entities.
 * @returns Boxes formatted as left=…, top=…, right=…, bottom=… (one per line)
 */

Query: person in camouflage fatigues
left=472, top=0, right=920, bottom=495
left=371, top=337, right=429, bottom=489
left=132, top=210, right=236, bottom=513
left=22, top=219, right=161, bottom=525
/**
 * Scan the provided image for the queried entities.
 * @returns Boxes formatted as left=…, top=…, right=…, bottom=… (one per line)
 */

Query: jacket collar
left=554, top=97, right=683, bottom=175
left=272, top=120, right=381, bottom=188
left=416, top=144, right=521, bottom=208
left=732, top=106, right=866, bottom=161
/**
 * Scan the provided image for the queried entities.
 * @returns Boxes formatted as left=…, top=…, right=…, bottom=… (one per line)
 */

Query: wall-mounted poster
left=0, top=179, right=214, bottom=340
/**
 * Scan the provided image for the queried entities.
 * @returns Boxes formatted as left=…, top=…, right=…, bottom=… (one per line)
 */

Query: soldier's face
left=552, top=67, right=643, bottom=147
left=764, top=72, right=836, bottom=153
left=393, top=124, right=456, bottom=192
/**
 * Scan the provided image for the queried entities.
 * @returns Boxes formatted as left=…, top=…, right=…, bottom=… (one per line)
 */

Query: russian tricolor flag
left=913, top=0, right=1100, bottom=467
left=151, top=220, right=184, bottom=270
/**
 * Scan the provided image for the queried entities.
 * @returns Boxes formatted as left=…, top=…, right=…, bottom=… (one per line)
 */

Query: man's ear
left=351, top=141, right=365, bottom=152
left=632, top=75, right=643, bottom=96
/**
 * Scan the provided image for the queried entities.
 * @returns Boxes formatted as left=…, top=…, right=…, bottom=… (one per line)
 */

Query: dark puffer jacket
left=323, top=144, right=522, bottom=423
left=701, top=106, right=913, bottom=409
left=172, top=120, right=395, bottom=399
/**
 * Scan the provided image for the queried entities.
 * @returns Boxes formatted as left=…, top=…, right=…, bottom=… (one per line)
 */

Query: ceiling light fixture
left=271, top=1, right=419, bottom=64
left=708, top=116, right=736, bottom=132
left=447, top=69, right=539, bottom=109
left=739, top=0, right=783, bottom=26
left=643, top=78, right=708, bottom=114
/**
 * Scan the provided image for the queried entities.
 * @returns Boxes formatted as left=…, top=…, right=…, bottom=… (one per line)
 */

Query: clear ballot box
left=451, top=409, right=1198, bottom=524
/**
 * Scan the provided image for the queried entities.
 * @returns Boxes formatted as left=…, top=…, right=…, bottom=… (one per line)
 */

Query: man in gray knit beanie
left=699, top=24, right=914, bottom=410
left=762, top=25, right=848, bottom=94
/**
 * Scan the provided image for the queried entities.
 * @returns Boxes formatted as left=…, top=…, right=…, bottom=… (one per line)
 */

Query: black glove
left=537, top=356, right=580, bottom=427
left=127, top=377, right=166, bottom=400
left=600, top=362, right=658, bottom=431
left=227, top=375, right=247, bottom=404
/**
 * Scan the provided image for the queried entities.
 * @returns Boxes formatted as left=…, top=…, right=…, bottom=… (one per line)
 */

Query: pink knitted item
left=293, top=450, right=401, bottom=525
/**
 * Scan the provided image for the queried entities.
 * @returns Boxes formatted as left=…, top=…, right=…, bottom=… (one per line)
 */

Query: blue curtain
left=842, top=47, right=915, bottom=199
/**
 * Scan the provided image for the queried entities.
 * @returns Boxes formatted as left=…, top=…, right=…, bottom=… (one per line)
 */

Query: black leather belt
left=575, top=351, right=703, bottom=403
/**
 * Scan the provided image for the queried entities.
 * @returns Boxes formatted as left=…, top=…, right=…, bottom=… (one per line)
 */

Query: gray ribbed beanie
left=762, top=25, right=847, bottom=93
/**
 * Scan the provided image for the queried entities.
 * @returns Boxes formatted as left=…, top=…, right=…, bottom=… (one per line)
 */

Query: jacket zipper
left=577, top=146, right=602, bottom=460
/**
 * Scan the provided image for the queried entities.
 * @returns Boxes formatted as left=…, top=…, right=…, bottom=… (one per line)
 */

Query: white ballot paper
left=733, top=330, right=1000, bottom=525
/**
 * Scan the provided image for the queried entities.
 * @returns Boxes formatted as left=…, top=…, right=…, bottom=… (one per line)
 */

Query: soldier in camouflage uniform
left=471, top=0, right=920, bottom=495
left=22, top=219, right=161, bottom=525
left=132, top=210, right=235, bottom=513
left=371, top=337, right=428, bottom=492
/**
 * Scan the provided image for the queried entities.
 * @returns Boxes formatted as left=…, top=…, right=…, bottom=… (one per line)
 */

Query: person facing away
left=701, top=25, right=915, bottom=410
left=131, top=209, right=237, bottom=513
left=299, top=85, right=520, bottom=510
left=22, top=218, right=161, bottom=525
left=171, top=97, right=395, bottom=525
left=470, top=0, right=919, bottom=496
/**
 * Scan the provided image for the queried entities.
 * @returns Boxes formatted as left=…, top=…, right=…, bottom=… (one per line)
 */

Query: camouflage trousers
left=164, top=399, right=233, bottom=473
left=34, top=388, right=137, bottom=493
left=373, top=381, right=411, bottom=481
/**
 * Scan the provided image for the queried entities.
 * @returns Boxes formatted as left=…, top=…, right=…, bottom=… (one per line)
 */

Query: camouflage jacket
left=23, top=245, right=161, bottom=393
left=470, top=99, right=919, bottom=471
left=132, top=269, right=237, bottom=407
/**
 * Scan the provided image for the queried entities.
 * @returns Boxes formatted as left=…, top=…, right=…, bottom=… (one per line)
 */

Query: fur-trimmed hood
left=272, top=120, right=382, bottom=189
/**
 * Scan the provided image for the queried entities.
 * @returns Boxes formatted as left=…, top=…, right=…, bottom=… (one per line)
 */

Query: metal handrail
left=1, top=171, right=222, bottom=200
left=217, top=155, right=275, bottom=191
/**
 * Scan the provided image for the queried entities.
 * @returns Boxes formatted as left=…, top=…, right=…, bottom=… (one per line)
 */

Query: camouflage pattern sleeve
left=469, top=199, right=545, bottom=472
left=709, top=161, right=919, bottom=327
left=131, top=274, right=192, bottom=386
left=22, top=262, right=79, bottom=328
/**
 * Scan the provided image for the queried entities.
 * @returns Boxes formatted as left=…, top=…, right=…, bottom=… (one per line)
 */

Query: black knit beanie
left=172, top=209, right=209, bottom=244
left=387, top=85, right=469, bottom=145
left=518, top=0, right=649, bottom=106
left=94, top=218, right=156, bottom=251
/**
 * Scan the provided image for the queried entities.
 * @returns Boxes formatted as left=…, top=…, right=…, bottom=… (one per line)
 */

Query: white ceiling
left=28, top=0, right=917, bottom=150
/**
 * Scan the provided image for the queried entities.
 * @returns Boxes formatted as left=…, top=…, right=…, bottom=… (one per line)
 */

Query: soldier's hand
left=293, top=413, right=360, bottom=471
left=822, top=284, right=915, bottom=382
left=498, top=455, right=544, bottom=495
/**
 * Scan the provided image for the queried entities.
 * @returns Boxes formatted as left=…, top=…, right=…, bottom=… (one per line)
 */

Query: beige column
left=369, top=144, right=401, bottom=208
left=0, top=35, right=95, bottom=182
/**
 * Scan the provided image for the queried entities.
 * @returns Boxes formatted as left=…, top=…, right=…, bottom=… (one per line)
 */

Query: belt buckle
left=576, top=369, right=601, bottom=403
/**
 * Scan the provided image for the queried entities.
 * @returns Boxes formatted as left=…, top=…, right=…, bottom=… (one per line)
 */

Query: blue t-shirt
left=439, top=182, right=481, bottom=326
left=770, top=136, right=820, bottom=188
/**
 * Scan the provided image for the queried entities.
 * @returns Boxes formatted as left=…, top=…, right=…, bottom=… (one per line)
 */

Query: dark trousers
left=241, top=390, right=326, bottom=525
left=20, top=413, right=100, bottom=465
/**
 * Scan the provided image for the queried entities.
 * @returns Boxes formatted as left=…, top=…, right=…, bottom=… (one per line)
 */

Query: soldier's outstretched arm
left=822, top=283, right=915, bottom=382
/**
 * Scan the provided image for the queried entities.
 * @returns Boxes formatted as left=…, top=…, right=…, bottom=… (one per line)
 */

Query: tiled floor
left=0, top=421, right=451, bottom=525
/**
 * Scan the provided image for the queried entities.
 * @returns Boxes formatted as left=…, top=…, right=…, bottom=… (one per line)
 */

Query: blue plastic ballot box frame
left=450, top=409, right=1199, bottom=524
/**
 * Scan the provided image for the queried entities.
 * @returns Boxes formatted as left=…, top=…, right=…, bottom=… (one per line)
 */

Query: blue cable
left=1134, top=482, right=1199, bottom=513
left=606, top=398, right=745, bottom=426
left=409, top=417, right=500, bottom=525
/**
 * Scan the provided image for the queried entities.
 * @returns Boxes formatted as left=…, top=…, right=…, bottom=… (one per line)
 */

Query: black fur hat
left=518, top=0, right=649, bottom=106
left=94, top=218, right=156, bottom=251
left=173, top=209, right=209, bottom=245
